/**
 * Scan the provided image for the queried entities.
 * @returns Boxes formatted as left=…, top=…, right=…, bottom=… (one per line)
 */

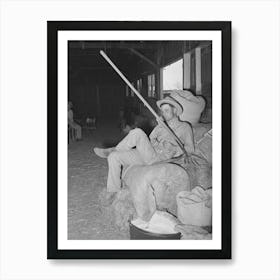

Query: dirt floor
left=68, top=119, right=130, bottom=240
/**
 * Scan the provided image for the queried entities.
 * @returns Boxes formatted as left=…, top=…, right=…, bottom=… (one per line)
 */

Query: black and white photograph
left=68, top=40, right=213, bottom=240
left=48, top=21, right=231, bottom=259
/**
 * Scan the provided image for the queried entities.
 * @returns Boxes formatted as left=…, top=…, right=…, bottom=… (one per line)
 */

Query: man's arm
left=182, top=123, right=195, bottom=154
left=149, top=124, right=160, bottom=144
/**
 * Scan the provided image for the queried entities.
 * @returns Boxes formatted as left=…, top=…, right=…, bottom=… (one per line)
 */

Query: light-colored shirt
left=149, top=118, right=194, bottom=161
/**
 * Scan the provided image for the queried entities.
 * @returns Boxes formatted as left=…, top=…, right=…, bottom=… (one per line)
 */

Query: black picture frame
left=47, top=21, right=231, bottom=259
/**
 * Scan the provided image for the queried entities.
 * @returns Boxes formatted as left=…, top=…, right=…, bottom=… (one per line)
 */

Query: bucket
left=176, top=188, right=212, bottom=226
left=129, top=221, right=181, bottom=240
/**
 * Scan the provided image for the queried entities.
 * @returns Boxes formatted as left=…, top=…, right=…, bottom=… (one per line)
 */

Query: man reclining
left=93, top=93, right=195, bottom=204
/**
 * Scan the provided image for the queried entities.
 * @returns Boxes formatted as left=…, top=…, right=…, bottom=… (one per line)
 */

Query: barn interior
left=68, top=40, right=212, bottom=124
left=68, top=40, right=213, bottom=240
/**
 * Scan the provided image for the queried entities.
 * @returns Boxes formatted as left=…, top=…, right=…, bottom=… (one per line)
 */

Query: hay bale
left=109, top=188, right=136, bottom=232
left=105, top=156, right=211, bottom=233
left=195, top=129, right=212, bottom=166
left=175, top=224, right=212, bottom=240
left=162, top=154, right=212, bottom=190
left=123, top=163, right=191, bottom=221
left=186, top=155, right=212, bottom=189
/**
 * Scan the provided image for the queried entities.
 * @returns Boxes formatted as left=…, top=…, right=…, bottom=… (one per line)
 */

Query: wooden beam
left=129, top=48, right=159, bottom=69
left=80, top=66, right=114, bottom=70
left=197, top=41, right=212, bottom=48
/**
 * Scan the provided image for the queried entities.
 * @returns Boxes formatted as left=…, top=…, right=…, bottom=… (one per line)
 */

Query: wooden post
left=183, top=52, right=191, bottom=89
left=156, top=45, right=164, bottom=99
left=195, top=47, right=202, bottom=95
left=159, top=68, right=164, bottom=99
left=156, top=46, right=161, bottom=100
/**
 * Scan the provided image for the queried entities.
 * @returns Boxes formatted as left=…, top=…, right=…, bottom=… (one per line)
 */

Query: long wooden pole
left=99, top=50, right=189, bottom=159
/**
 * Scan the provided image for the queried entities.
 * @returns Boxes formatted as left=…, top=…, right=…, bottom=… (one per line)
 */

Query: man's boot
left=93, top=147, right=115, bottom=158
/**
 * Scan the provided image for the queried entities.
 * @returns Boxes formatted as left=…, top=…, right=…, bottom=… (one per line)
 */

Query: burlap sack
left=168, top=90, right=206, bottom=124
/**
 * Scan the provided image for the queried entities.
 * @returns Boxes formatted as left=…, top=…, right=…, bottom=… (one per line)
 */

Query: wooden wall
left=68, top=70, right=126, bottom=120
left=68, top=41, right=212, bottom=121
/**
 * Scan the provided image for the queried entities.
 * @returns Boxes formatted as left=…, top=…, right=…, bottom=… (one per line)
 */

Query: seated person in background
left=93, top=94, right=194, bottom=203
left=68, top=101, right=82, bottom=140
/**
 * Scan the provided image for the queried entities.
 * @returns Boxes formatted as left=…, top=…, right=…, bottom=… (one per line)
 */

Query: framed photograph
left=48, top=21, right=231, bottom=259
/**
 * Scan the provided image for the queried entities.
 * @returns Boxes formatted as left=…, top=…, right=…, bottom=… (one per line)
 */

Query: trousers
left=107, top=128, right=158, bottom=192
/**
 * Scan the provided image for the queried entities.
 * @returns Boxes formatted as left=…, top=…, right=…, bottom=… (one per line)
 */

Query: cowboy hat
left=156, top=93, right=183, bottom=116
